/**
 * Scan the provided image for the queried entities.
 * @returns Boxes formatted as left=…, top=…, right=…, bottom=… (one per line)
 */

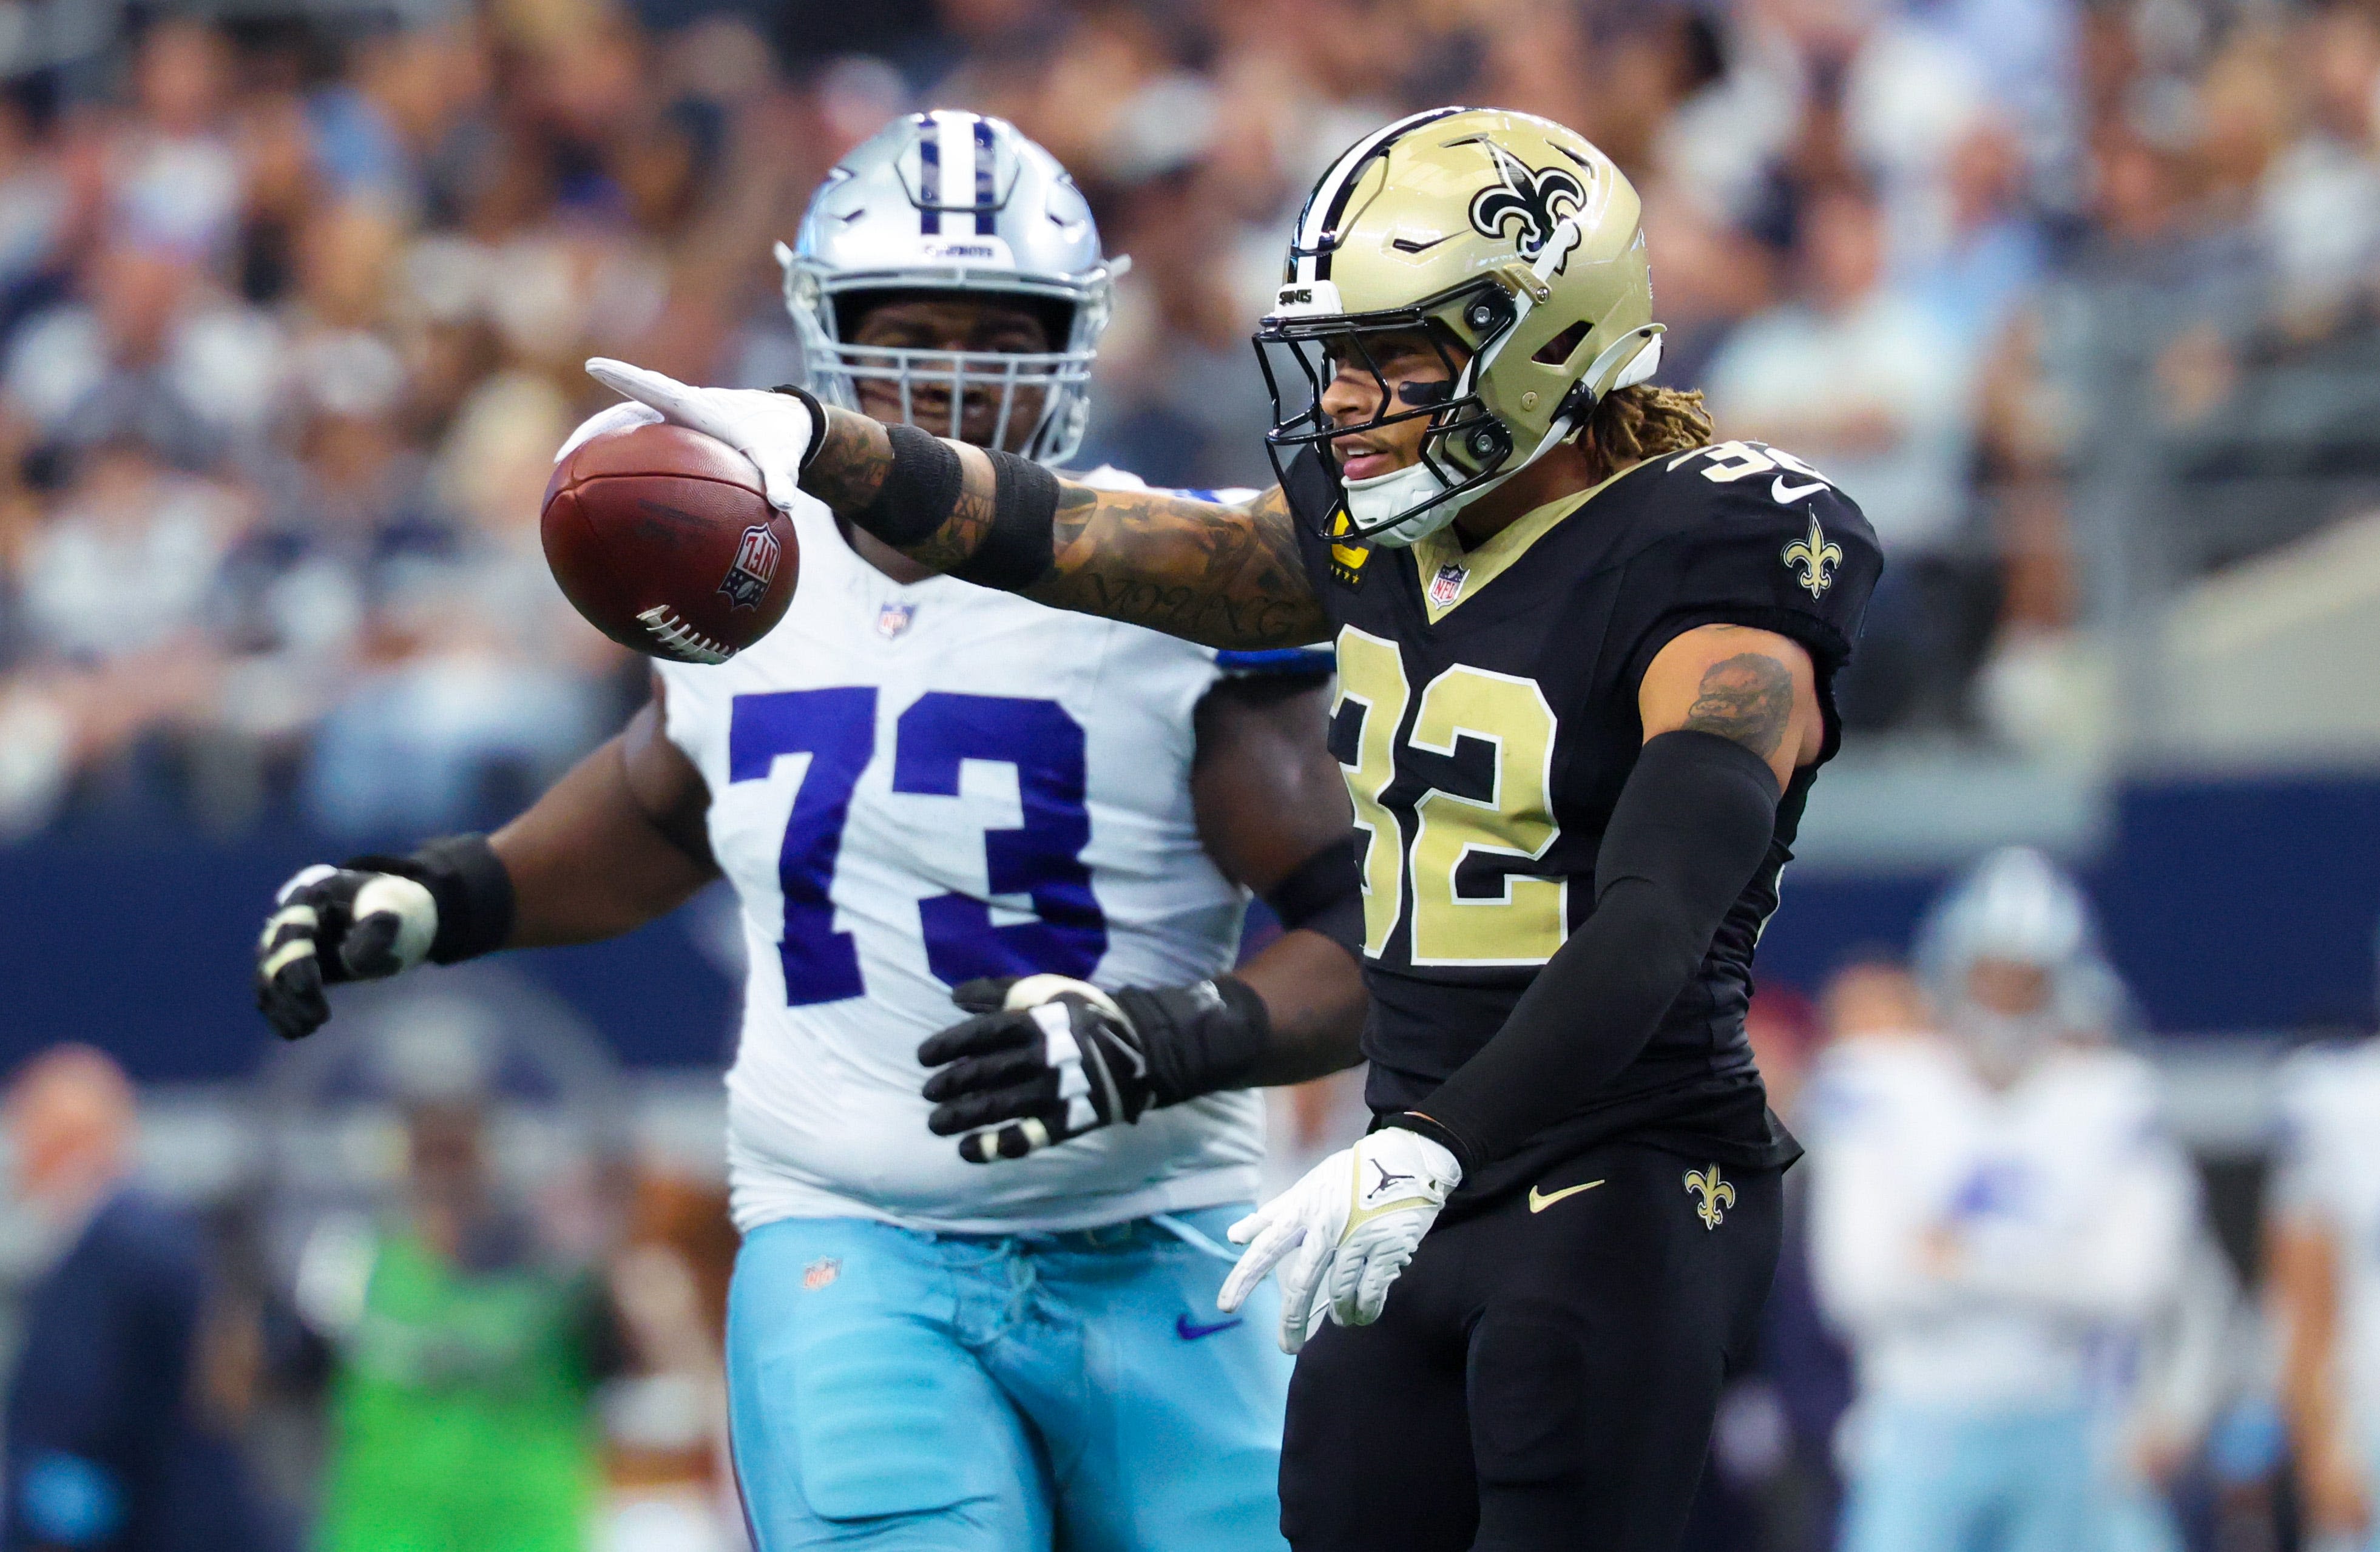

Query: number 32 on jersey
left=1333, top=627, right=1564, bottom=967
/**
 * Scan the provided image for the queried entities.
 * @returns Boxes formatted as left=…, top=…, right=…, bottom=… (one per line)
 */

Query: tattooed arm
left=1636, top=624, right=1823, bottom=789
left=800, top=406, right=1329, bottom=649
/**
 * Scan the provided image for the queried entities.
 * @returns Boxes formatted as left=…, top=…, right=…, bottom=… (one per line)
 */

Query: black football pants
left=1278, top=1140, right=1783, bottom=1552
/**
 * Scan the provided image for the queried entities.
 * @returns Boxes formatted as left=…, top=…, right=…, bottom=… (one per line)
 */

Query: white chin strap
left=1345, top=461, right=1466, bottom=549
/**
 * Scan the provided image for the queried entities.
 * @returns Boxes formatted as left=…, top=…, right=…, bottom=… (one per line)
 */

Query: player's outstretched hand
left=584, top=358, right=814, bottom=514
left=254, top=865, right=438, bottom=1041
left=919, top=975, right=1162, bottom=1161
left=1215, top=1128, right=1461, bottom=1354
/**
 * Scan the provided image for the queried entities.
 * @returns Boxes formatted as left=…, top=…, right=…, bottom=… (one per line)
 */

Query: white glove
left=555, top=400, right=661, bottom=462
left=1217, top=1127, right=1461, bottom=1353
left=583, top=357, right=815, bottom=513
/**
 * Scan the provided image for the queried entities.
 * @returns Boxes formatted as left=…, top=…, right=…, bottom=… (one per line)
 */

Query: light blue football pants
left=726, top=1205, right=1291, bottom=1551
left=1838, top=1402, right=2098, bottom=1552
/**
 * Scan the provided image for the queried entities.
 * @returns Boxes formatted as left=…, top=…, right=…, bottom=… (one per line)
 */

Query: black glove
left=253, top=835, right=515, bottom=1041
left=918, top=973, right=1271, bottom=1162
left=254, top=865, right=439, bottom=1041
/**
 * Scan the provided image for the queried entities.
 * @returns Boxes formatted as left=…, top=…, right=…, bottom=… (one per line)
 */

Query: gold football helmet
left=1255, top=106, right=1663, bottom=547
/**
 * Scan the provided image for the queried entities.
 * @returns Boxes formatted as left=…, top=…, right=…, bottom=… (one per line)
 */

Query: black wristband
left=344, top=834, right=516, bottom=965
left=1112, top=975, right=1273, bottom=1107
left=948, top=448, right=1059, bottom=590
left=1263, top=837, right=1363, bottom=960
left=847, top=423, right=964, bottom=548
left=767, top=384, right=830, bottom=469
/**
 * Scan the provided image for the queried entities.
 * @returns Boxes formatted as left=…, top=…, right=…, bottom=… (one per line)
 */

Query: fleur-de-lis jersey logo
left=1683, top=1164, right=1736, bottom=1230
left=1781, top=515, right=1843, bottom=599
left=1463, top=141, right=1587, bottom=266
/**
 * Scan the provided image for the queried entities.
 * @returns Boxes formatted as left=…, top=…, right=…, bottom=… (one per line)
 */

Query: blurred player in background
left=1810, top=848, right=2197, bottom=1552
left=2, top=1047, right=288, bottom=1552
left=253, top=112, right=1368, bottom=1552
left=592, top=104, right=1883, bottom=1551
left=2268, top=942, right=2380, bottom=1552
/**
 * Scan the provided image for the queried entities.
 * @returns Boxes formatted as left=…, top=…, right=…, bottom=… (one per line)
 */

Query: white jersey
left=2272, top=1040, right=2380, bottom=1450
left=657, top=470, right=1268, bottom=1234
left=1807, top=1035, right=2194, bottom=1411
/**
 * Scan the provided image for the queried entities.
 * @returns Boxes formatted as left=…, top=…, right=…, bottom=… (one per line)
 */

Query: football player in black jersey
left=587, top=104, right=1881, bottom=1552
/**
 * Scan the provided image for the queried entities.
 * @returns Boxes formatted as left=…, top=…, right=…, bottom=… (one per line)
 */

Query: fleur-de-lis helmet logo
left=1683, top=1164, right=1736, bottom=1230
left=1781, top=515, right=1844, bottom=599
left=1464, top=140, right=1588, bottom=266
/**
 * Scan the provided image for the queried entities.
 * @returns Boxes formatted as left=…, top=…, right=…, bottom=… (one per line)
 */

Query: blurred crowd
left=4, top=0, right=2380, bottom=831
left=0, top=979, right=749, bottom=1552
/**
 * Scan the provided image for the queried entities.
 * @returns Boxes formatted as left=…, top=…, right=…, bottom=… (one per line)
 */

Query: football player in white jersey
left=252, top=113, right=1369, bottom=1552
left=2270, top=972, right=2380, bottom=1552
left=1809, top=848, right=2196, bottom=1552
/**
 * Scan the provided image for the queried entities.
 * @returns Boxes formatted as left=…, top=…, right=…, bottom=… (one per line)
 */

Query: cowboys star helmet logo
left=1463, top=140, right=1588, bottom=266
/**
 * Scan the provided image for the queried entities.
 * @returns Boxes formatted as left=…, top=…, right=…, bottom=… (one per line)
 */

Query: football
left=541, top=420, right=797, bottom=664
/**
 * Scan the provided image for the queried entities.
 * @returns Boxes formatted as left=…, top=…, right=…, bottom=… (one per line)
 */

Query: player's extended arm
left=914, top=672, right=1368, bottom=1161
left=807, top=404, right=1328, bottom=648
left=2273, top=1213, right=2373, bottom=1533
left=255, top=682, right=718, bottom=1041
left=1387, top=623, right=1822, bottom=1172
left=493, top=690, right=717, bottom=945
left=582, top=359, right=1331, bottom=649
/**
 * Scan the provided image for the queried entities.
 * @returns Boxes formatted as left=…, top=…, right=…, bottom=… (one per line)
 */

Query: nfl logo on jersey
left=1428, top=563, right=1468, bottom=609
left=876, top=601, right=916, bottom=639
left=717, top=523, right=783, bottom=610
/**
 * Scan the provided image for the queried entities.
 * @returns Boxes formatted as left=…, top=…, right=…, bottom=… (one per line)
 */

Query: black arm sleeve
left=1390, top=730, right=1781, bottom=1173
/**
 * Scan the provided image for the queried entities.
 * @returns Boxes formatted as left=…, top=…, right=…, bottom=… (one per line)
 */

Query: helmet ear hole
left=1531, top=319, right=1590, bottom=367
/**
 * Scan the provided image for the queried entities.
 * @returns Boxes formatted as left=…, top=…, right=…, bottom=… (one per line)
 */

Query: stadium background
left=0, top=0, right=2371, bottom=1547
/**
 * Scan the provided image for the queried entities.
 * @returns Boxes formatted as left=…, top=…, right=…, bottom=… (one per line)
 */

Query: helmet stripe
left=918, top=112, right=942, bottom=235
left=973, top=116, right=998, bottom=234
left=1294, top=105, right=1470, bottom=284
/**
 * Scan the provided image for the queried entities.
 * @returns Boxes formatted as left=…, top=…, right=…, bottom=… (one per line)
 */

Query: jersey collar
left=1407, top=457, right=1647, bottom=624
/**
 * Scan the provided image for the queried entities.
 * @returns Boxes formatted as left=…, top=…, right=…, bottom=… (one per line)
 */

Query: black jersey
left=1285, top=439, right=1881, bottom=1183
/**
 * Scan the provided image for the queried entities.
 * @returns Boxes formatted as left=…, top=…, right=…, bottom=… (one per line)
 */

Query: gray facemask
left=1950, top=1004, right=2062, bottom=1082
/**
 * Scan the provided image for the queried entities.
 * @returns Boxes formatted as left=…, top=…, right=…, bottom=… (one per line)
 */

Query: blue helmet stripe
left=972, top=116, right=997, bottom=235
left=918, top=113, right=941, bottom=235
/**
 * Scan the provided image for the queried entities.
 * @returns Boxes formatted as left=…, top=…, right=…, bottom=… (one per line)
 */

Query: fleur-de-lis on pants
left=1683, top=1164, right=1735, bottom=1230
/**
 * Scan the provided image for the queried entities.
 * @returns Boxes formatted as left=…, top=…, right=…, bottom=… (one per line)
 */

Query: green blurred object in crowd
left=316, top=1224, right=609, bottom=1552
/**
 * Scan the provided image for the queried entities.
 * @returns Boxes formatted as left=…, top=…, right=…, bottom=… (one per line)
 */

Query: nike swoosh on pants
left=1527, top=1179, right=1606, bottom=1213
left=1176, top=1315, right=1245, bottom=1340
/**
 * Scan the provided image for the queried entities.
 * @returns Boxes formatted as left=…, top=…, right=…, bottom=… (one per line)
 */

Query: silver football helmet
left=1915, top=846, right=2113, bottom=1074
left=779, top=110, right=1123, bottom=465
